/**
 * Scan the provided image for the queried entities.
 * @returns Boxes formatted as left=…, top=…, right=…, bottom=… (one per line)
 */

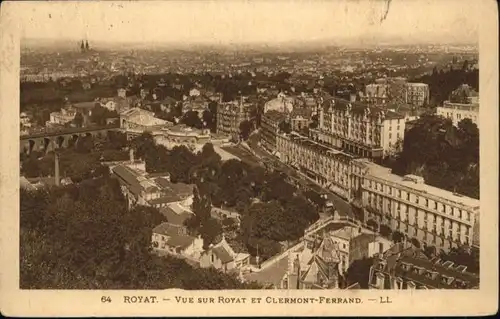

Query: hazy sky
left=17, top=0, right=479, bottom=45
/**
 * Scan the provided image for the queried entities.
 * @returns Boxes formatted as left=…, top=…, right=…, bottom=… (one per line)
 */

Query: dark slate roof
left=263, top=110, right=287, bottom=122
left=212, top=246, right=234, bottom=264
left=375, top=244, right=479, bottom=289
left=168, top=182, right=194, bottom=196
left=290, top=107, right=313, bottom=119
left=112, top=165, right=142, bottom=196
left=166, top=234, right=196, bottom=249
left=154, top=177, right=173, bottom=189
left=152, top=222, right=175, bottom=236
left=321, top=97, right=405, bottom=120
left=148, top=194, right=182, bottom=205
left=159, top=206, right=192, bottom=226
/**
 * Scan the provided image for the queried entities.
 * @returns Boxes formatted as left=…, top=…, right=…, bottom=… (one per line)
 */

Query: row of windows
left=371, top=213, right=471, bottom=246
left=367, top=181, right=472, bottom=221
left=368, top=203, right=472, bottom=238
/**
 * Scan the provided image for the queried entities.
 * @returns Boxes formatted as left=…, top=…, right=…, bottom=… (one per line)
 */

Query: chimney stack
left=55, top=153, right=60, bottom=186
left=350, top=93, right=357, bottom=103
left=129, top=148, right=135, bottom=163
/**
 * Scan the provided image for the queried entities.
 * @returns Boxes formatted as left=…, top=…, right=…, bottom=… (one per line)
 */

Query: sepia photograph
left=1, top=0, right=498, bottom=317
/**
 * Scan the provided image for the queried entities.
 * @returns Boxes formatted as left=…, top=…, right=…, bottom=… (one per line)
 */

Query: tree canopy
left=389, top=115, right=479, bottom=199
left=20, top=176, right=260, bottom=289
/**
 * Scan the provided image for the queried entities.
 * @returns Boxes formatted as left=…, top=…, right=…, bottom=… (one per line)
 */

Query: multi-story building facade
left=216, top=97, right=251, bottom=139
left=310, top=98, right=406, bottom=159
left=260, top=110, right=287, bottom=153
left=353, top=159, right=480, bottom=252
left=48, top=106, right=77, bottom=126
left=405, top=83, right=430, bottom=107
left=363, top=78, right=429, bottom=107
left=120, top=107, right=172, bottom=135
left=274, top=130, right=480, bottom=253
left=436, top=101, right=479, bottom=127
left=364, top=83, right=388, bottom=105
left=276, top=132, right=357, bottom=200
left=155, top=124, right=211, bottom=151
left=289, top=107, right=313, bottom=133
left=436, top=84, right=480, bottom=127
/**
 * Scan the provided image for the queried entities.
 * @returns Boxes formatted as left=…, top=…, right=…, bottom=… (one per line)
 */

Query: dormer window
left=426, top=270, right=439, bottom=280
left=414, top=266, right=425, bottom=275
left=441, top=275, right=455, bottom=285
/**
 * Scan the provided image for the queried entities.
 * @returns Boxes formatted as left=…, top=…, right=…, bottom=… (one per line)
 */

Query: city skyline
left=19, top=0, right=478, bottom=47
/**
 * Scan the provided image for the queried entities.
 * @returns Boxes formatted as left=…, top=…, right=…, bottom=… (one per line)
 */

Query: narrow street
left=243, top=134, right=355, bottom=219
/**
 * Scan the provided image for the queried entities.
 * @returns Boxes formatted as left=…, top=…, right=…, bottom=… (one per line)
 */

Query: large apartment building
left=310, top=97, right=406, bottom=159
left=436, top=101, right=479, bottom=127
left=261, top=110, right=287, bottom=153
left=216, top=97, right=251, bottom=139
left=363, top=78, right=429, bottom=107
left=436, top=84, right=480, bottom=127
left=276, top=132, right=358, bottom=201
left=274, top=132, right=480, bottom=253
left=353, top=159, right=480, bottom=252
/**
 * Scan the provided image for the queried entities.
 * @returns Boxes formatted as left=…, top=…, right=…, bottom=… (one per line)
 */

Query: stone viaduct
left=20, top=125, right=120, bottom=154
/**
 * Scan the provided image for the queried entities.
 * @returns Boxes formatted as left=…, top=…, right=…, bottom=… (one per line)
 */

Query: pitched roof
left=148, top=194, right=182, bottom=205
left=152, top=222, right=175, bottom=236
left=159, top=206, right=192, bottom=226
left=290, top=107, right=313, bottom=119
left=112, top=165, right=143, bottom=196
left=166, top=234, right=196, bottom=249
left=212, top=246, right=234, bottom=264
left=168, top=182, right=194, bottom=196
left=375, top=244, right=479, bottom=289
left=321, top=97, right=405, bottom=120
left=244, top=256, right=289, bottom=286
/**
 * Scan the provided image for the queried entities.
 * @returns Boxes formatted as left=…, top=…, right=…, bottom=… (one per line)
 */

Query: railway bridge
left=20, top=124, right=121, bottom=154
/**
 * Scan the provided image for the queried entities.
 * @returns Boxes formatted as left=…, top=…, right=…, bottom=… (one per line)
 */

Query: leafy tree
left=91, top=105, right=119, bottom=126
left=423, top=245, right=437, bottom=259
left=73, top=112, right=84, bottom=127
left=20, top=178, right=258, bottom=289
left=105, top=131, right=127, bottom=150
left=239, top=120, right=253, bottom=141
left=130, top=132, right=156, bottom=159
left=186, top=185, right=222, bottom=250
left=202, top=110, right=215, bottom=132
left=390, top=114, right=479, bottom=199
left=379, top=224, right=392, bottom=238
left=181, top=110, right=203, bottom=129
left=392, top=231, right=404, bottom=243
left=75, top=135, right=94, bottom=154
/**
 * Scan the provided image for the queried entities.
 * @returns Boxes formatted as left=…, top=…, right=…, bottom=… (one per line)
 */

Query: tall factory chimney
left=55, top=152, right=60, bottom=186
